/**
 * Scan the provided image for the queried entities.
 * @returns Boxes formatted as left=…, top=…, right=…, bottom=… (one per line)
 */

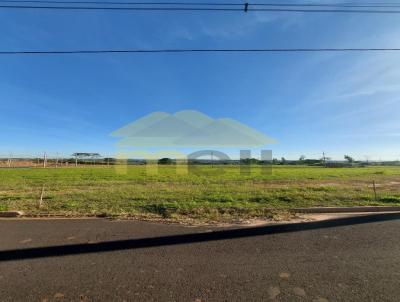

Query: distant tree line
left=4, top=153, right=398, bottom=168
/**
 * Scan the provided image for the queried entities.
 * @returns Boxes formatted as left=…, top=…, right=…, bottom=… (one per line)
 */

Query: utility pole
left=7, top=153, right=12, bottom=168
left=55, top=152, right=59, bottom=168
left=43, top=152, right=47, bottom=168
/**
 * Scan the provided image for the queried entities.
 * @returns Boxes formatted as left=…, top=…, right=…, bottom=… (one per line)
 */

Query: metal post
left=373, top=180, right=378, bottom=201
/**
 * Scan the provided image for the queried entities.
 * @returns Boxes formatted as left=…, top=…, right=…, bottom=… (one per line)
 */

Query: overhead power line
left=1, top=1, right=400, bottom=8
left=1, top=48, right=400, bottom=55
left=1, top=5, right=400, bottom=13
left=2, top=0, right=400, bottom=8
left=1, top=1, right=400, bottom=13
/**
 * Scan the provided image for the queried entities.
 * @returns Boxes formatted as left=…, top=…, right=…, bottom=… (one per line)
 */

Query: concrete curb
left=0, top=211, right=24, bottom=217
left=291, top=206, right=400, bottom=214
left=1, top=207, right=400, bottom=218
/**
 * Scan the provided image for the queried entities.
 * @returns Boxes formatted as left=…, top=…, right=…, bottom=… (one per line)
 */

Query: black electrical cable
left=1, top=0, right=400, bottom=8
left=1, top=4, right=400, bottom=13
left=1, top=48, right=400, bottom=55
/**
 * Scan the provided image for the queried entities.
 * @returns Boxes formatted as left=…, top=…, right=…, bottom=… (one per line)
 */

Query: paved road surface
left=1, top=213, right=400, bottom=301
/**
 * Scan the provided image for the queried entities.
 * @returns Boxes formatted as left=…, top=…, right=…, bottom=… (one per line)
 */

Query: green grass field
left=1, top=165, right=400, bottom=221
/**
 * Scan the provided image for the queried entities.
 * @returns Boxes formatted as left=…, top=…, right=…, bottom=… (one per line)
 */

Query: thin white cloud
left=198, top=12, right=307, bottom=40
left=309, top=53, right=400, bottom=105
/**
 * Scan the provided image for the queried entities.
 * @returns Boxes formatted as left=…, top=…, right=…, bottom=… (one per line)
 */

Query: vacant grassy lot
left=1, top=165, right=400, bottom=221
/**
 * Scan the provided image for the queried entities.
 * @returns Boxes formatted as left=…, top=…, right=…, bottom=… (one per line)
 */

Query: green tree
left=344, top=155, right=354, bottom=164
left=158, top=158, right=174, bottom=165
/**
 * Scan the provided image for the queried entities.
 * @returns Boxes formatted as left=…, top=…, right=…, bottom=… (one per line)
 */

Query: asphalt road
left=1, top=213, right=400, bottom=302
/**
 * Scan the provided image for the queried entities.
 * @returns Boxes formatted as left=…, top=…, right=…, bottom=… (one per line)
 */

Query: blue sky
left=1, top=1, right=400, bottom=160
